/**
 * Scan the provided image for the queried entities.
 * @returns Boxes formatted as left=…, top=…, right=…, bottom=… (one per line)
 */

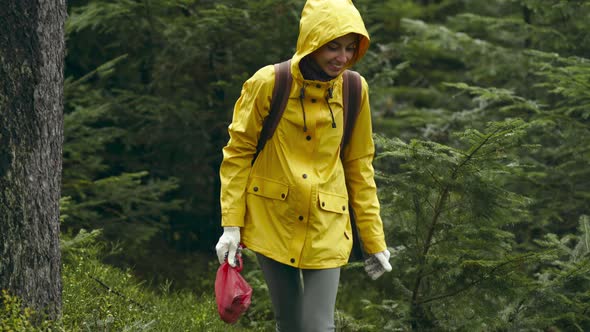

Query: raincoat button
left=290, top=258, right=295, bottom=263
left=299, top=215, right=304, bottom=221
left=281, top=193, right=285, bottom=198
left=311, top=98, right=317, bottom=103
left=306, top=135, right=311, bottom=141
left=253, top=186, right=259, bottom=192
left=302, top=174, right=307, bottom=179
left=342, top=206, right=346, bottom=211
left=316, top=84, right=321, bottom=88
left=322, top=202, right=326, bottom=207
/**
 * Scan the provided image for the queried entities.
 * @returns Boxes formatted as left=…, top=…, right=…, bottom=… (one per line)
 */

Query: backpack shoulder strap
left=340, top=69, right=362, bottom=158
left=341, top=69, right=366, bottom=262
left=252, top=60, right=292, bottom=164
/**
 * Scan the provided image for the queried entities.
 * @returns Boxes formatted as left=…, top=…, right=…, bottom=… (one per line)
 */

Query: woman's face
left=311, top=33, right=358, bottom=77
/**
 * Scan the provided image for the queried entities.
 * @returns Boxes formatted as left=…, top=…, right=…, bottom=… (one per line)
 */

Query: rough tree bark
left=0, top=0, right=67, bottom=319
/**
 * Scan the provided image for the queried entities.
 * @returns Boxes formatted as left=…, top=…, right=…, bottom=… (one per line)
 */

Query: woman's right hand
left=215, top=226, right=241, bottom=267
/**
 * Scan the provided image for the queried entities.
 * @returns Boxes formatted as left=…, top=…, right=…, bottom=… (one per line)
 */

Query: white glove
left=215, top=226, right=241, bottom=267
left=364, top=249, right=392, bottom=280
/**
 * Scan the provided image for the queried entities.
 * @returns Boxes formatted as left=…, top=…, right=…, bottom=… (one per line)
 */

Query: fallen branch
left=88, top=275, right=147, bottom=310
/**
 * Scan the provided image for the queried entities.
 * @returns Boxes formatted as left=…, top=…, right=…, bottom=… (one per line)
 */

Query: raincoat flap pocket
left=318, top=191, right=349, bottom=214
left=247, top=177, right=289, bottom=201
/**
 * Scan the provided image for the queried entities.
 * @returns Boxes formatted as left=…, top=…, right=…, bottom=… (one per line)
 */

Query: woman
left=215, top=0, right=392, bottom=330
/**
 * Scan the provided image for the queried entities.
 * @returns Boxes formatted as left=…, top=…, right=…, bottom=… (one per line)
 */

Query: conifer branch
left=425, top=167, right=444, bottom=189
left=411, top=127, right=503, bottom=306
left=416, top=252, right=538, bottom=305
left=452, top=127, right=502, bottom=179
left=412, top=195, right=424, bottom=251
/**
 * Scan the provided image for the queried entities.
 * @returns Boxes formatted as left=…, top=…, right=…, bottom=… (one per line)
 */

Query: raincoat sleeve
left=342, top=77, right=387, bottom=255
left=219, top=66, right=274, bottom=227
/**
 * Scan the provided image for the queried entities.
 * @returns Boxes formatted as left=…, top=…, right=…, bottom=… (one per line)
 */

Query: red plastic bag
left=214, top=255, right=252, bottom=324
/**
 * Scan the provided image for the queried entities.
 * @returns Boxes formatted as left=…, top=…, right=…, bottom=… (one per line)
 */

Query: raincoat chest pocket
left=247, top=177, right=289, bottom=200
left=318, top=191, right=349, bottom=214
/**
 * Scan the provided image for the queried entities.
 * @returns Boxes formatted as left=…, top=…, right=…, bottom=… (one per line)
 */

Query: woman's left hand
left=364, top=249, right=392, bottom=280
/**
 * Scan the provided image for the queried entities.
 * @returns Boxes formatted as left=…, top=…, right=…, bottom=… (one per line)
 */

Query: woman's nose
left=335, top=49, right=348, bottom=63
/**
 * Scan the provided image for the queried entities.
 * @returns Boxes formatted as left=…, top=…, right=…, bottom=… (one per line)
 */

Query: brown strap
left=252, top=60, right=292, bottom=164
left=340, top=70, right=362, bottom=158
left=341, top=69, right=366, bottom=262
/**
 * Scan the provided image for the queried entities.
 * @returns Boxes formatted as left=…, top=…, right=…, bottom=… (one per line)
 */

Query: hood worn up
left=291, top=0, right=370, bottom=82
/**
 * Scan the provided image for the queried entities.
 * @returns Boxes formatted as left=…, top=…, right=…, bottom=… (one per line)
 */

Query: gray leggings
left=256, top=253, right=341, bottom=332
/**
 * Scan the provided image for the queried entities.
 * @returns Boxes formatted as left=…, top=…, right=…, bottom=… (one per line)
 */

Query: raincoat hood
left=292, top=0, right=370, bottom=80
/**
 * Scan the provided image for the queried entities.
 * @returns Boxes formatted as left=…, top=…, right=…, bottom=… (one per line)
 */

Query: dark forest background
left=12, top=0, right=588, bottom=330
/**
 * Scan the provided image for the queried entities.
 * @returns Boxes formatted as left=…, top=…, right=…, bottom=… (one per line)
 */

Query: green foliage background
left=13, top=0, right=587, bottom=330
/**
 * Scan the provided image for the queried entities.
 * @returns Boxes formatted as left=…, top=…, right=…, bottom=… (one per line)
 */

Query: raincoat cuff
left=362, top=237, right=387, bottom=255
left=221, top=213, right=245, bottom=227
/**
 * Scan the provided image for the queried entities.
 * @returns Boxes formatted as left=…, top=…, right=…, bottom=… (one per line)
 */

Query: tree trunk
left=0, top=0, right=66, bottom=319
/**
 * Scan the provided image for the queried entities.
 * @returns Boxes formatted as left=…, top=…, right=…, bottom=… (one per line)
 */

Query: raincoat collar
left=290, top=0, right=370, bottom=83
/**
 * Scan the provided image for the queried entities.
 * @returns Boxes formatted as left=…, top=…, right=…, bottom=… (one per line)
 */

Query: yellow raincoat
left=219, top=0, right=386, bottom=269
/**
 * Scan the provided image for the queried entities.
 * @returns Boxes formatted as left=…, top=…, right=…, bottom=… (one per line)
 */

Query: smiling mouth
left=328, top=64, right=342, bottom=72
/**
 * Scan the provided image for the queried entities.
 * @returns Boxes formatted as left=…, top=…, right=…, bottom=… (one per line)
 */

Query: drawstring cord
left=298, top=83, right=337, bottom=131
left=326, top=86, right=336, bottom=128
left=299, top=84, right=308, bottom=132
